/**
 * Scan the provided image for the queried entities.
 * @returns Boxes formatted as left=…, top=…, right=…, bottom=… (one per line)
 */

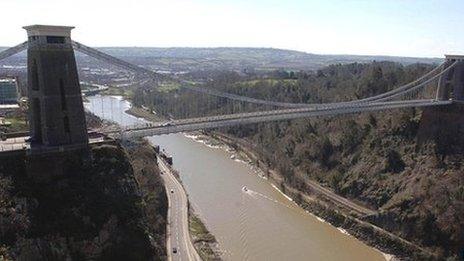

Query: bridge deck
left=107, top=99, right=452, bottom=138
left=0, top=136, right=109, bottom=154
left=445, top=54, right=464, bottom=61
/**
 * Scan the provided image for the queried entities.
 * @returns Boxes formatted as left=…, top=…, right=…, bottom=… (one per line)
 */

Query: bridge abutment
left=418, top=103, right=464, bottom=155
left=436, top=55, right=464, bottom=101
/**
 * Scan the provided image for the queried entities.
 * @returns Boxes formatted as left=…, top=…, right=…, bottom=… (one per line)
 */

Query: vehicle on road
left=172, top=247, right=177, bottom=254
left=88, top=131, right=104, bottom=139
left=242, top=186, right=248, bottom=192
left=161, top=121, right=174, bottom=127
left=170, top=189, right=174, bottom=193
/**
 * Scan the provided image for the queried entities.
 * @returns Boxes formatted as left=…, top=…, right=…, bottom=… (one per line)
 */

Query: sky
left=1, top=0, right=463, bottom=57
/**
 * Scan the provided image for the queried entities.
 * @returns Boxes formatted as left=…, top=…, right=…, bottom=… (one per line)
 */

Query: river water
left=85, top=95, right=386, bottom=261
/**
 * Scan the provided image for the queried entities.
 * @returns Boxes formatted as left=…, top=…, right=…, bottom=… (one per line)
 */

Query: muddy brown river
left=86, top=95, right=386, bottom=261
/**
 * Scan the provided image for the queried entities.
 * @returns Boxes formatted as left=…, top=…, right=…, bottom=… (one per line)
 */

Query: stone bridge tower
left=436, top=55, right=464, bottom=101
left=24, top=25, right=88, bottom=150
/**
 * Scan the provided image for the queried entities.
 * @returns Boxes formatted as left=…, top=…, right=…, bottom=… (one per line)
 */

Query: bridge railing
left=108, top=99, right=451, bottom=139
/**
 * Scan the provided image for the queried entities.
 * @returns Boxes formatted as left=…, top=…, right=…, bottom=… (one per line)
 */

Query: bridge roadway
left=0, top=136, right=106, bottom=153
left=107, top=99, right=452, bottom=138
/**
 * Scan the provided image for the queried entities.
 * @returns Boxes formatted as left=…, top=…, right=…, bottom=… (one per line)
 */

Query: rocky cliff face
left=0, top=143, right=167, bottom=260
left=139, top=60, right=464, bottom=259
left=373, top=104, right=464, bottom=258
left=417, top=104, right=464, bottom=155
left=224, top=104, right=464, bottom=259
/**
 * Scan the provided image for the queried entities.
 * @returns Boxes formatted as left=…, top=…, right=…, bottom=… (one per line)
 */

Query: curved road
left=158, top=156, right=201, bottom=261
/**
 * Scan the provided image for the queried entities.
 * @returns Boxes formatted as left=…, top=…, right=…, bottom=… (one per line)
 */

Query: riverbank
left=125, top=106, right=164, bottom=122
left=125, top=104, right=225, bottom=258
left=153, top=135, right=221, bottom=260
left=189, top=209, right=222, bottom=260
left=158, top=150, right=223, bottom=260
left=94, top=99, right=391, bottom=260
left=206, top=131, right=435, bottom=260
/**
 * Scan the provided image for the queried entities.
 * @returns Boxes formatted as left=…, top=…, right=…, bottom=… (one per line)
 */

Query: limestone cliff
left=0, top=143, right=167, bottom=260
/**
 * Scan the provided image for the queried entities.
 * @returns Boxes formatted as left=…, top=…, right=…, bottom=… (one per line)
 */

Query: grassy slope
left=189, top=213, right=219, bottom=260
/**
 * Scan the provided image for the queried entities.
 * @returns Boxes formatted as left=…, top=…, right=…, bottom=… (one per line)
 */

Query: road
left=0, top=136, right=29, bottom=152
left=158, top=156, right=201, bottom=261
left=216, top=132, right=377, bottom=217
left=0, top=136, right=106, bottom=153
left=304, top=178, right=376, bottom=216
left=0, top=134, right=201, bottom=260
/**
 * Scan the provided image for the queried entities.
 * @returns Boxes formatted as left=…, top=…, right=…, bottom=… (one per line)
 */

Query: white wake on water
left=242, top=187, right=296, bottom=211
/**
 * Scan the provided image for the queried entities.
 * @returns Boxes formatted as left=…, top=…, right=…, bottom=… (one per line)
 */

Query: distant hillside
left=94, top=47, right=443, bottom=71
left=0, top=46, right=443, bottom=71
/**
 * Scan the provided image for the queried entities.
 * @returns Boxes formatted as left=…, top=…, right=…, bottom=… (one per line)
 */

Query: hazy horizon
left=0, top=44, right=445, bottom=61
left=1, top=0, right=463, bottom=58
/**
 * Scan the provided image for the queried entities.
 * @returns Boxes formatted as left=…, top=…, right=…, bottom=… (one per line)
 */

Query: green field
left=233, top=78, right=298, bottom=88
left=3, top=116, right=28, bottom=133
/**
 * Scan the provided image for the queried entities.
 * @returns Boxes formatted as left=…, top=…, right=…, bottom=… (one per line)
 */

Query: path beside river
left=86, top=95, right=387, bottom=261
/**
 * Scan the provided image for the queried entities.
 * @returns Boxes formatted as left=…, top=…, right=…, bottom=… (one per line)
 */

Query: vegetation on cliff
left=0, top=143, right=167, bottom=260
left=189, top=211, right=221, bottom=260
left=136, top=61, right=464, bottom=259
left=0, top=110, right=27, bottom=134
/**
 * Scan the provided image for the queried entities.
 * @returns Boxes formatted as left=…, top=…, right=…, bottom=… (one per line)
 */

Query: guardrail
left=107, top=99, right=451, bottom=139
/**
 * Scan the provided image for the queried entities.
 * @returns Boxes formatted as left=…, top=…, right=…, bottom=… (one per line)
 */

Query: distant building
left=0, top=78, right=19, bottom=104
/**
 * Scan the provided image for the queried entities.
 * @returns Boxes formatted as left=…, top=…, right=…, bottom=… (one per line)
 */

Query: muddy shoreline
left=119, top=102, right=430, bottom=260
left=203, top=131, right=435, bottom=261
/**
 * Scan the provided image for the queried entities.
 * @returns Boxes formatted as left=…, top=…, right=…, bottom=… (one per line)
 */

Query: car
left=88, top=131, right=104, bottom=139
left=170, top=189, right=174, bottom=193
left=161, top=121, right=174, bottom=127
left=172, top=247, right=177, bottom=254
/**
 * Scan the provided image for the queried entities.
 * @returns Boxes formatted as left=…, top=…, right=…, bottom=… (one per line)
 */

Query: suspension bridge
left=0, top=26, right=463, bottom=146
